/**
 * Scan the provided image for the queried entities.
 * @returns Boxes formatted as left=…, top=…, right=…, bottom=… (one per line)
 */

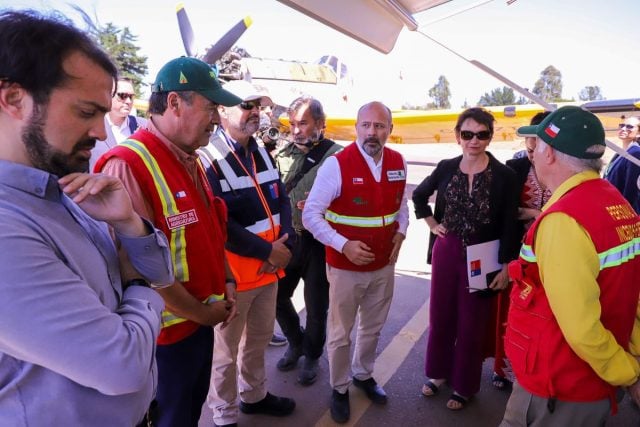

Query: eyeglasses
left=460, top=130, right=492, bottom=141
left=619, top=123, right=636, bottom=130
left=116, top=92, right=135, bottom=101
left=239, top=101, right=261, bottom=111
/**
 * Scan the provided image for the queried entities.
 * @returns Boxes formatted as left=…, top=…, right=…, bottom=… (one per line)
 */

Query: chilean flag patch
left=544, top=123, right=560, bottom=138
left=353, top=177, right=364, bottom=185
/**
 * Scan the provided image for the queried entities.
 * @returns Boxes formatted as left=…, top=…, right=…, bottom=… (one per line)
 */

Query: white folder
left=466, top=239, right=502, bottom=292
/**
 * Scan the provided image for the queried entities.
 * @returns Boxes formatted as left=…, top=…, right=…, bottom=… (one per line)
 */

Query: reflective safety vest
left=200, top=131, right=284, bottom=291
left=325, top=143, right=406, bottom=271
left=95, top=129, right=227, bottom=345
left=505, top=178, right=640, bottom=409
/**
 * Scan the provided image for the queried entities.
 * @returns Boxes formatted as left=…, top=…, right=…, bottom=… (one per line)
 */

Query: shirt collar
left=0, top=159, right=60, bottom=200
left=542, top=170, right=600, bottom=211
left=217, top=127, right=259, bottom=156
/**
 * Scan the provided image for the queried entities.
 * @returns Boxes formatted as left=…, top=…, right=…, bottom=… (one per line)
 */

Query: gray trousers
left=500, top=381, right=610, bottom=427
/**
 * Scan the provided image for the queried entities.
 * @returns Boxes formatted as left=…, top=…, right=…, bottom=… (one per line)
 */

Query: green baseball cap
left=152, top=57, right=241, bottom=106
left=517, top=106, right=605, bottom=159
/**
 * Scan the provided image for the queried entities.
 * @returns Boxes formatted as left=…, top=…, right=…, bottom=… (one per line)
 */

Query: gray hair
left=288, top=96, right=325, bottom=123
left=539, top=138, right=604, bottom=173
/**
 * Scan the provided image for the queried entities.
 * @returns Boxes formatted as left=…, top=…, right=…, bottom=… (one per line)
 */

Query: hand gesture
left=430, top=222, right=447, bottom=238
left=268, top=233, right=291, bottom=268
left=488, top=265, right=510, bottom=291
left=342, top=240, right=375, bottom=266
left=221, top=281, right=238, bottom=329
left=388, top=232, right=405, bottom=265
left=58, top=173, right=144, bottom=237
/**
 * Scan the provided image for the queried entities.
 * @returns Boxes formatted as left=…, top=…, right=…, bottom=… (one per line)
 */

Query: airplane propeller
left=176, top=3, right=196, bottom=57
left=176, top=3, right=252, bottom=65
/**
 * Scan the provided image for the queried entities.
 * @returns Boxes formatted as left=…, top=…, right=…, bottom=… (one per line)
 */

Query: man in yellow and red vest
left=96, top=57, right=242, bottom=427
left=302, top=101, right=409, bottom=424
left=501, top=106, right=640, bottom=426
left=199, top=80, right=296, bottom=426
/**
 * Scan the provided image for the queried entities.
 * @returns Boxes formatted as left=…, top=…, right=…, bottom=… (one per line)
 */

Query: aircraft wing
left=275, top=0, right=451, bottom=54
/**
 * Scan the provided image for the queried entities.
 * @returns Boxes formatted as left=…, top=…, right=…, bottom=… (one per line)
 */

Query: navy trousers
left=155, top=325, right=213, bottom=427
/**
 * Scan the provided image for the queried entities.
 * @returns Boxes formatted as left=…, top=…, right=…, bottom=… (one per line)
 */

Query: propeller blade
left=176, top=3, right=196, bottom=57
left=202, top=16, right=252, bottom=64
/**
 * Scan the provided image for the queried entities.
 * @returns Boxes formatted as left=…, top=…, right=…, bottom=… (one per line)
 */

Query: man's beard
left=293, top=129, right=323, bottom=148
left=22, top=103, right=96, bottom=177
left=362, top=136, right=382, bottom=157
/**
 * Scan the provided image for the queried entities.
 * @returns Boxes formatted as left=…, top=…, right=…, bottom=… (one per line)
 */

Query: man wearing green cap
left=500, top=106, right=640, bottom=426
left=95, top=56, right=242, bottom=427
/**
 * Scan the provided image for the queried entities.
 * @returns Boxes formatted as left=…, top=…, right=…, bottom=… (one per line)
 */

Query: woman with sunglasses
left=604, top=116, right=640, bottom=213
left=412, top=107, right=519, bottom=410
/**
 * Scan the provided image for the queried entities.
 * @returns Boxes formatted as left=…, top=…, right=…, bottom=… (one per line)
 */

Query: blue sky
left=4, top=0, right=639, bottom=111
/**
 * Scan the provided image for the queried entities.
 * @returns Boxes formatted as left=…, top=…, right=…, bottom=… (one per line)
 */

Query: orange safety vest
left=325, top=143, right=406, bottom=271
left=95, top=129, right=227, bottom=345
left=200, top=132, right=284, bottom=291
left=505, top=178, right=640, bottom=411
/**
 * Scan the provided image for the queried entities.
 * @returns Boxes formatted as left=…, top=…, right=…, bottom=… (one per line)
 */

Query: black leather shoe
left=276, top=344, right=302, bottom=371
left=297, top=356, right=319, bottom=386
left=330, top=389, right=350, bottom=424
left=240, top=392, right=295, bottom=416
left=353, top=377, right=387, bottom=404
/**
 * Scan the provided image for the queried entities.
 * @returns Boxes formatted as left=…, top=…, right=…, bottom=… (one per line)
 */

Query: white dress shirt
left=90, top=114, right=147, bottom=172
left=302, top=141, right=409, bottom=253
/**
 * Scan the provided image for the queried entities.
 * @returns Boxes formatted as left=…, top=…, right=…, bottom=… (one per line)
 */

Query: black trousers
left=276, top=230, right=329, bottom=360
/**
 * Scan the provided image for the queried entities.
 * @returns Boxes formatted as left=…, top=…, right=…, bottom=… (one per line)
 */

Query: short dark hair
left=288, top=96, right=326, bottom=123
left=530, top=111, right=551, bottom=126
left=148, top=91, right=194, bottom=115
left=0, top=10, right=117, bottom=104
left=455, top=107, right=495, bottom=135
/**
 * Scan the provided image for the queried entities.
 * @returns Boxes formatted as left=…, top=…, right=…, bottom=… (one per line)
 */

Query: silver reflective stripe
left=599, top=237, right=640, bottom=270
left=325, top=209, right=399, bottom=228
left=247, top=213, right=281, bottom=234
left=519, top=244, right=536, bottom=262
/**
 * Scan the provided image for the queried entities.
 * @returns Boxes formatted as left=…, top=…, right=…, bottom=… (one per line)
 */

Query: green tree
left=579, top=85, right=604, bottom=101
left=477, top=86, right=528, bottom=106
left=93, top=23, right=148, bottom=95
left=532, top=65, right=563, bottom=102
left=427, top=75, right=451, bottom=109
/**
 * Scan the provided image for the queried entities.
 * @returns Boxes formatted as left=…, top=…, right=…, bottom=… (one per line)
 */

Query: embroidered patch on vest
left=166, top=209, right=199, bottom=229
left=353, top=177, right=364, bottom=184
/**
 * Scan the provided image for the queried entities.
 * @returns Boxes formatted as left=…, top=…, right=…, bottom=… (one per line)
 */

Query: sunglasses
left=116, top=92, right=135, bottom=101
left=460, top=130, right=492, bottom=141
left=619, top=123, right=636, bottom=130
left=239, top=101, right=262, bottom=111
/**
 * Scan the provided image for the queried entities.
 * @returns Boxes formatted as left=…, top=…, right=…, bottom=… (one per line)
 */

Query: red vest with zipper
left=325, top=143, right=405, bottom=271
left=95, top=129, right=228, bottom=345
left=505, top=178, right=640, bottom=408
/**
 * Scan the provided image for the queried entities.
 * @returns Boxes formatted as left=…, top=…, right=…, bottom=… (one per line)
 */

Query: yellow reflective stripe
left=161, top=293, right=224, bottom=327
left=325, top=209, right=399, bottom=228
left=599, top=237, right=640, bottom=270
left=121, top=139, right=189, bottom=281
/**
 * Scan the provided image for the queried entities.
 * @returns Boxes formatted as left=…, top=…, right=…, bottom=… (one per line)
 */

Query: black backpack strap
left=128, top=115, right=138, bottom=134
left=285, top=139, right=335, bottom=194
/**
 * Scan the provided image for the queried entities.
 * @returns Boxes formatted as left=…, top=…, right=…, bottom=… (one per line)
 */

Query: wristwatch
left=125, top=278, right=151, bottom=288
left=225, top=278, right=237, bottom=286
